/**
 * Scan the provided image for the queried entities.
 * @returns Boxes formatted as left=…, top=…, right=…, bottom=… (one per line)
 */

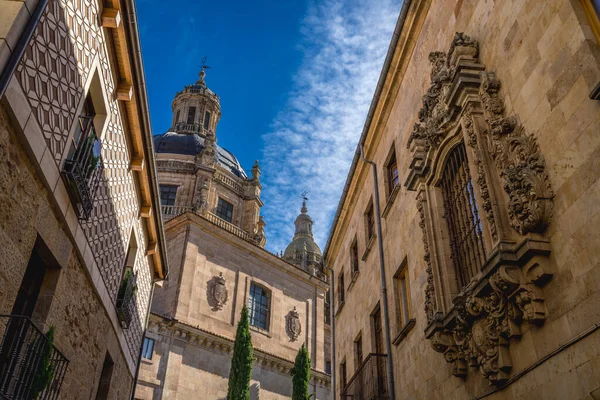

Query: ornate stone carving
left=479, top=72, right=554, bottom=235
left=285, top=307, right=301, bottom=342
left=430, top=263, right=546, bottom=384
left=406, top=32, right=554, bottom=386
left=207, top=273, right=228, bottom=311
left=416, top=193, right=436, bottom=323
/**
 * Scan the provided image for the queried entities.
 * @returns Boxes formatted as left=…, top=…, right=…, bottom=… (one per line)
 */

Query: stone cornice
left=148, top=313, right=331, bottom=388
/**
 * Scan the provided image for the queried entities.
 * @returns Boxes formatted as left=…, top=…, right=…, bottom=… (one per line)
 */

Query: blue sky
left=138, top=0, right=402, bottom=253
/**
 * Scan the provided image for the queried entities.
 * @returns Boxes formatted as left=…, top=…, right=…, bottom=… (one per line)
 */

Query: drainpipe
left=359, top=144, right=395, bottom=400
left=323, top=264, right=336, bottom=400
left=0, top=0, right=49, bottom=99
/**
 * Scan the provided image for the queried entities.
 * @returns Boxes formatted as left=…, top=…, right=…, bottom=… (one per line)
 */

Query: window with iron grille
left=204, top=111, right=211, bottom=130
left=350, top=239, right=359, bottom=275
left=248, top=283, right=270, bottom=330
left=142, top=337, right=154, bottom=360
left=187, top=106, right=196, bottom=124
left=440, top=143, right=486, bottom=289
left=159, top=185, right=177, bottom=206
left=354, top=335, right=363, bottom=369
left=365, top=201, right=375, bottom=240
left=216, top=197, right=234, bottom=223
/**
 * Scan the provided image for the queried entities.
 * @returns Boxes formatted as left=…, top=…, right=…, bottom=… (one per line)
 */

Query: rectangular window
left=159, top=185, right=178, bottom=206
left=340, top=360, right=347, bottom=389
left=350, top=239, right=359, bottom=275
left=365, top=201, right=375, bottom=240
left=67, top=94, right=96, bottom=161
left=204, top=110, right=211, bottom=130
left=142, top=337, right=155, bottom=360
left=325, top=361, right=331, bottom=375
left=373, top=307, right=383, bottom=354
left=216, top=197, right=234, bottom=223
left=248, top=283, right=270, bottom=330
left=187, top=106, right=196, bottom=124
left=440, top=142, right=485, bottom=289
left=175, top=110, right=181, bottom=124
left=386, top=150, right=399, bottom=196
left=394, top=264, right=411, bottom=328
left=95, top=352, right=114, bottom=400
left=354, top=335, right=363, bottom=369
left=338, top=273, right=345, bottom=306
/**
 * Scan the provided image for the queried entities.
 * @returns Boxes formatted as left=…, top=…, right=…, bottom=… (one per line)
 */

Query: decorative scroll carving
left=405, top=32, right=554, bottom=385
left=430, top=263, right=546, bottom=384
left=479, top=72, right=554, bottom=235
left=207, top=273, right=228, bottom=311
left=285, top=307, right=302, bottom=342
left=416, top=193, right=436, bottom=323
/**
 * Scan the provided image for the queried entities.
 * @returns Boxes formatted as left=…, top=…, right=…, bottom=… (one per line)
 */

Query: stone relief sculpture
left=405, top=32, right=554, bottom=385
left=207, top=273, right=228, bottom=311
left=285, top=307, right=301, bottom=342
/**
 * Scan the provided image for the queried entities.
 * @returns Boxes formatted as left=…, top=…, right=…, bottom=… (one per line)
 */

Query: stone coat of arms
left=285, top=307, right=301, bottom=342
left=207, top=273, right=228, bottom=311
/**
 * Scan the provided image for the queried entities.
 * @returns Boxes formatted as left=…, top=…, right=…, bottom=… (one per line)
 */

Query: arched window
left=248, top=283, right=270, bottom=330
left=440, top=142, right=486, bottom=288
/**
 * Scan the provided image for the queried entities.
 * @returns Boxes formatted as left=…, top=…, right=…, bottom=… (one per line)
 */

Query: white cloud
left=261, top=0, right=402, bottom=253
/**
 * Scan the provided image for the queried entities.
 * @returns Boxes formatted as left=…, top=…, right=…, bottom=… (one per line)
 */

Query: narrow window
left=394, top=263, right=411, bottom=328
left=324, top=291, right=331, bottom=325
left=440, top=142, right=485, bottom=289
left=385, top=149, right=399, bottom=197
left=338, top=273, right=345, bottom=306
left=95, top=352, right=114, bottom=400
left=350, top=239, right=359, bottom=275
left=186, top=106, right=196, bottom=124
left=325, top=361, right=331, bottom=375
left=365, top=201, right=375, bottom=240
left=373, top=307, right=383, bottom=354
left=216, top=197, right=234, bottom=223
left=159, top=185, right=177, bottom=206
left=248, top=283, right=270, bottom=330
left=204, top=110, right=211, bottom=130
left=175, top=110, right=181, bottom=124
left=354, top=335, right=363, bottom=369
left=340, top=360, right=347, bottom=389
left=142, top=337, right=155, bottom=360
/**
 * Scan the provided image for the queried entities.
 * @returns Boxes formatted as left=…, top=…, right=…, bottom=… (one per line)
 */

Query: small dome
left=284, top=237, right=322, bottom=259
left=283, top=200, right=322, bottom=265
left=153, top=132, right=247, bottom=178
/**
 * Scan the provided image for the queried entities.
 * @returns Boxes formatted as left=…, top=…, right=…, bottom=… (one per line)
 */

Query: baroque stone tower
left=136, top=70, right=331, bottom=399
left=283, top=200, right=324, bottom=277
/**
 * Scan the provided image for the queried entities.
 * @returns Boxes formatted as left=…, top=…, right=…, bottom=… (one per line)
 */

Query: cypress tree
left=291, top=343, right=311, bottom=400
left=227, top=305, right=253, bottom=400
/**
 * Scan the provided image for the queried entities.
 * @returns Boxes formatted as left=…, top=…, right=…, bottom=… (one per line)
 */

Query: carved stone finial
left=251, top=160, right=261, bottom=179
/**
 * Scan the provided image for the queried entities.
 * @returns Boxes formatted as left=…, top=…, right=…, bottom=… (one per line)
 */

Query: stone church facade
left=326, top=0, right=600, bottom=399
left=134, top=71, right=331, bottom=399
left=0, top=0, right=167, bottom=398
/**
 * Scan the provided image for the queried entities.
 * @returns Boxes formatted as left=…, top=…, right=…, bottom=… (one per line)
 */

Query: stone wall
left=0, top=106, right=134, bottom=398
left=328, top=0, right=600, bottom=399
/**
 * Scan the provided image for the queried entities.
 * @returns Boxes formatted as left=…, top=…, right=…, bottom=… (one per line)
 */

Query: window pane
left=187, top=107, right=196, bottom=124
left=159, top=185, right=178, bottom=206
left=142, top=337, right=154, bottom=360
left=204, top=111, right=211, bottom=130
left=248, top=283, right=270, bottom=330
left=216, top=198, right=234, bottom=223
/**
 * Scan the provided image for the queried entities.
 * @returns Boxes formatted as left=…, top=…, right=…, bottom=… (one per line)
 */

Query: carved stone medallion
left=207, top=273, right=228, bottom=311
left=285, top=307, right=301, bottom=342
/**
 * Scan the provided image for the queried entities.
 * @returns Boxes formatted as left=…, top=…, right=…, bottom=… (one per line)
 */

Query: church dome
left=283, top=201, right=322, bottom=265
left=153, top=132, right=247, bottom=178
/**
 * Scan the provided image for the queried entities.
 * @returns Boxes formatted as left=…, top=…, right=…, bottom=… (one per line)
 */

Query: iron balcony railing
left=341, top=353, right=389, bottom=400
left=0, top=315, right=69, bottom=400
left=61, top=116, right=104, bottom=220
left=116, top=269, right=137, bottom=329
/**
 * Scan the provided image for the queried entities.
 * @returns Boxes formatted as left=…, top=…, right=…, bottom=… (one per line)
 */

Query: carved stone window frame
left=404, top=33, right=555, bottom=385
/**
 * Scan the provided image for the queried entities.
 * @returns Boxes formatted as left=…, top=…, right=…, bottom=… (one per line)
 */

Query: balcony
left=116, top=268, right=137, bottom=329
left=61, top=116, right=104, bottom=220
left=341, top=354, right=389, bottom=400
left=0, top=315, right=69, bottom=400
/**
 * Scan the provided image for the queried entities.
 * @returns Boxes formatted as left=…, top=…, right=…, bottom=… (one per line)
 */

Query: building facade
left=0, top=0, right=167, bottom=398
left=135, top=71, right=331, bottom=399
left=326, top=0, right=600, bottom=399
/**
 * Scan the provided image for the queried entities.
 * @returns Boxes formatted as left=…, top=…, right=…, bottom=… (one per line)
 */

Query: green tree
left=291, top=344, right=311, bottom=400
left=227, top=305, right=253, bottom=400
left=30, top=326, right=56, bottom=399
